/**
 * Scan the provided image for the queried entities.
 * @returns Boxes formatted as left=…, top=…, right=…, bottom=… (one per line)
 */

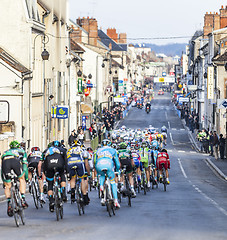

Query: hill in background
left=133, top=43, right=187, bottom=56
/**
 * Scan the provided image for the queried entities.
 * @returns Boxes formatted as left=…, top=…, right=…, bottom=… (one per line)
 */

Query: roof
left=70, top=39, right=85, bottom=53
left=0, top=47, right=30, bottom=74
left=98, top=30, right=125, bottom=52
left=119, top=44, right=127, bottom=51
left=213, top=51, right=227, bottom=62
left=69, top=19, right=88, bottom=35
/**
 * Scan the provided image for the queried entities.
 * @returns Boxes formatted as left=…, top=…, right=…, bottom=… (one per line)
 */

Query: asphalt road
left=0, top=91, right=227, bottom=240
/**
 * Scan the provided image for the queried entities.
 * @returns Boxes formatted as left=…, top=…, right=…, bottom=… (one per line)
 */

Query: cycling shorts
left=157, top=158, right=170, bottom=170
left=1, top=157, right=24, bottom=182
left=140, top=157, right=149, bottom=168
left=162, top=133, right=167, bottom=140
left=119, top=158, right=133, bottom=173
left=44, top=153, right=65, bottom=180
left=68, top=159, right=87, bottom=179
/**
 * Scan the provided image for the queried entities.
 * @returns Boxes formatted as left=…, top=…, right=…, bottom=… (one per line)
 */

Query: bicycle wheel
left=105, top=187, right=112, bottom=217
left=142, top=174, right=146, bottom=195
left=31, top=181, right=39, bottom=209
left=54, top=188, right=60, bottom=221
left=19, top=204, right=25, bottom=225
left=11, top=190, right=20, bottom=227
left=60, top=204, right=63, bottom=219
left=111, top=201, right=115, bottom=216
left=76, top=189, right=81, bottom=216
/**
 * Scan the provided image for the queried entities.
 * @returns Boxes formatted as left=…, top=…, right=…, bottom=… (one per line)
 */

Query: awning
left=81, top=103, right=94, bottom=114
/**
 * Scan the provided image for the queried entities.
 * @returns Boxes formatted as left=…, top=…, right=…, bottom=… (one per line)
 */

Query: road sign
left=217, top=99, right=227, bottom=109
left=179, top=97, right=189, bottom=103
left=162, top=72, right=166, bottom=77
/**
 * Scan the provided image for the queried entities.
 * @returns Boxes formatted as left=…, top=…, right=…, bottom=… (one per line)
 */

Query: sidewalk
left=179, top=112, right=227, bottom=182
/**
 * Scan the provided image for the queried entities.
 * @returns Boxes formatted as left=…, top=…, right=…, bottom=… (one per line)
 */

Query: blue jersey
left=95, top=146, right=120, bottom=171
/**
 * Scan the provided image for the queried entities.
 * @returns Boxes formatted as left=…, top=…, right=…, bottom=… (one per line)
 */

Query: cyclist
left=131, top=143, right=142, bottom=184
left=161, top=126, right=168, bottom=146
left=66, top=141, right=90, bottom=205
left=28, top=146, right=45, bottom=203
left=42, top=141, right=67, bottom=212
left=117, top=142, right=136, bottom=197
left=1, top=140, right=28, bottom=216
left=139, top=141, right=151, bottom=188
left=157, top=148, right=170, bottom=184
left=94, top=139, right=121, bottom=209
left=145, top=101, right=151, bottom=112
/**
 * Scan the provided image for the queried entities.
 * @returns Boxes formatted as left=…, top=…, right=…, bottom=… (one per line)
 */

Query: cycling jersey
left=118, top=149, right=133, bottom=173
left=157, top=152, right=170, bottom=170
left=139, top=147, right=151, bottom=168
left=67, top=146, right=89, bottom=178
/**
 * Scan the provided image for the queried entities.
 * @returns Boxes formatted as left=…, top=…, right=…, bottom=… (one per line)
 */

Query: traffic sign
left=179, top=97, right=189, bottom=103
left=217, top=99, right=227, bottom=109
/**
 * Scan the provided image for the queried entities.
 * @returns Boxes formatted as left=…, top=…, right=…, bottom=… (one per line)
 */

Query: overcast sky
left=69, top=0, right=226, bottom=45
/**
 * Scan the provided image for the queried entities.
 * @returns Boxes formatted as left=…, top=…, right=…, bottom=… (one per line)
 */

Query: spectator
left=213, top=131, right=219, bottom=160
left=209, top=131, right=214, bottom=157
left=219, top=134, right=225, bottom=159
left=78, top=129, right=85, bottom=144
left=68, top=129, right=77, bottom=147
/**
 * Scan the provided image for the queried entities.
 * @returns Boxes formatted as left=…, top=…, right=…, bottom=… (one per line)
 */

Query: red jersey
left=157, top=152, right=169, bottom=161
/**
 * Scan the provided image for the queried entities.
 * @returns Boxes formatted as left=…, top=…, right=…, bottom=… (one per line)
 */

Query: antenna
left=89, top=0, right=97, bottom=16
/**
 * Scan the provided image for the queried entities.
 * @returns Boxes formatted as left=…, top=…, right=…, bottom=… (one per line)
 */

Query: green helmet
left=119, top=142, right=127, bottom=149
left=9, top=140, right=20, bottom=149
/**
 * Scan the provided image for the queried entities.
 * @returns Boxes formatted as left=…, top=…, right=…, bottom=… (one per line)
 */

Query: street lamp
left=88, top=73, right=92, bottom=79
left=41, top=49, right=50, bottom=60
left=77, top=70, right=82, bottom=77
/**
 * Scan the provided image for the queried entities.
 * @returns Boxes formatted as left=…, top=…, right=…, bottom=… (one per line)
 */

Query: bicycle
left=133, top=169, right=140, bottom=193
left=71, top=166, right=85, bottom=216
left=115, top=171, right=122, bottom=203
left=53, top=170, right=63, bottom=221
left=141, top=165, right=147, bottom=195
left=28, top=167, right=44, bottom=209
left=121, top=165, right=132, bottom=207
left=9, top=172, right=25, bottom=227
left=102, top=169, right=115, bottom=217
left=150, top=164, right=158, bottom=189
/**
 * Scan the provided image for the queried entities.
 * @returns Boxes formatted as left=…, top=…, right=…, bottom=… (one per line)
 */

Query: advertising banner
left=207, top=67, right=214, bottom=99
left=56, top=106, right=69, bottom=119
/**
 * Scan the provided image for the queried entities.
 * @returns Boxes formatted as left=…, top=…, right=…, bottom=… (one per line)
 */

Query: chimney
left=220, top=5, right=227, bottom=28
left=107, top=28, right=118, bottom=42
left=77, top=17, right=98, bottom=46
left=119, top=33, right=127, bottom=44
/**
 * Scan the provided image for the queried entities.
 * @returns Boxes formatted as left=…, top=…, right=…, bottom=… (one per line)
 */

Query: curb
left=205, top=158, right=227, bottom=182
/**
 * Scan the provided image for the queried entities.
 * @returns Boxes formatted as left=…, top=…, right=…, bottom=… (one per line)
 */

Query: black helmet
left=161, top=148, right=167, bottom=153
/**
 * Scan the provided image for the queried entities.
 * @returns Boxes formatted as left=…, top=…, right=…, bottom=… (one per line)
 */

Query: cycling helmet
left=73, top=140, right=82, bottom=146
left=53, top=140, right=60, bottom=147
left=112, top=143, right=117, bottom=149
left=119, top=142, right=127, bottom=149
left=87, top=147, right=93, bottom=152
left=9, top=140, right=20, bottom=149
left=141, top=141, right=148, bottom=148
left=101, top=139, right=112, bottom=147
left=31, top=146, right=40, bottom=152
left=161, top=148, right=167, bottom=153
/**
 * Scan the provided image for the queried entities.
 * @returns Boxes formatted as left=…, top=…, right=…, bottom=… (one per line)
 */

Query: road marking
left=165, top=112, right=168, bottom=119
left=178, top=150, right=185, bottom=153
left=172, top=128, right=177, bottom=130
left=190, top=151, right=196, bottom=153
left=178, top=158, right=227, bottom=217
left=178, top=158, right=188, bottom=179
left=192, top=185, right=227, bottom=217
left=168, top=121, right=171, bottom=129
left=180, top=129, right=185, bottom=131
left=168, top=150, right=173, bottom=152
left=170, top=132, right=174, bottom=145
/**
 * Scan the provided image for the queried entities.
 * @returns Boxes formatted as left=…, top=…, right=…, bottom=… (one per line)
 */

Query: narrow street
left=0, top=91, right=227, bottom=240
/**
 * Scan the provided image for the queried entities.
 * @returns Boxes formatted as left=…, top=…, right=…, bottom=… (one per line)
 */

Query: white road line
left=178, top=150, right=185, bottom=153
left=192, top=185, right=227, bottom=216
left=168, top=150, right=173, bottom=152
left=168, top=121, right=171, bottom=129
left=165, top=112, right=168, bottom=119
left=190, top=151, right=196, bottom=153
left=170, top=132, right=174, bottom=145
left=180, top=129, right=185, bottom=131
left=178, top=158, right=188, bottom=179
left=172, top=128, right=177, bottom=130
